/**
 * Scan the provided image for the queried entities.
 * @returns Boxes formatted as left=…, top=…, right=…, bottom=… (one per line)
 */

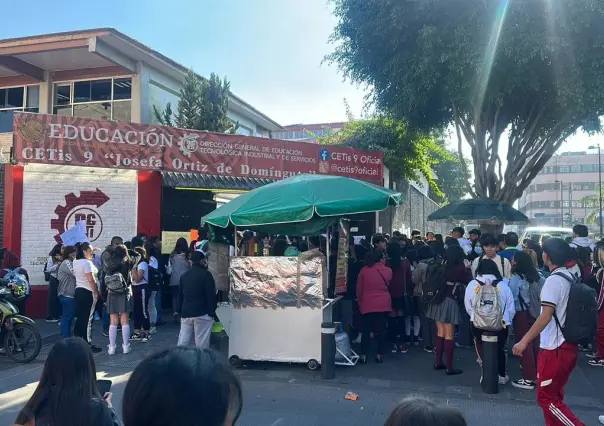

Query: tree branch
left=453, top=102, right=477, bottom=198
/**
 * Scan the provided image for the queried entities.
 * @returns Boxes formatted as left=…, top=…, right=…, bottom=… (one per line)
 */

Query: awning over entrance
left=161, top=172, right=272, bottom=191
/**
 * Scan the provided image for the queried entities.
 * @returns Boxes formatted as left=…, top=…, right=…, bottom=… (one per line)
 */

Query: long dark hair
left=49, top=243, right=63, bottom=258
left=387, top=241, right=402, bottom=271
left=512, top=251, right=540, bottom=284
left=171, top=238, right=189, bottom=257
left=15, top=338, right=101, bottom=426
left=122, top=347, right=242, bottom=426
left=365, top=248, right=385, bottom=267
left=476, top=258, right=503, bottom=281
left=445, top=245, right=465, bottom=269
left=384, top=395, right=467, bottom=426
left=76, top=242, right=93, bottom=260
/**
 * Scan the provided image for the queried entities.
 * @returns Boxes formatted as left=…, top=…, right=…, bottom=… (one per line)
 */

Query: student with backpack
left=425, top=245, right=473, bottom=375
left=471, top=234, right=511, bottom=279
left=513, top=238, right=597, bottom=426
left=508, top=251, right=544, bottom=390
left=587, top=241, right=604, bottom=368
left=464, top=259, right=515, bottom=385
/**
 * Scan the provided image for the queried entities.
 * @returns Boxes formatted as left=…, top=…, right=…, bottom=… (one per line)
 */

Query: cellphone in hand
left=96, top=379, right=112, bottom=395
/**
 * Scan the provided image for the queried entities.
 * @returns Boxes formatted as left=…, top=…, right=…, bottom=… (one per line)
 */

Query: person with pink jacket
left=356, top=248, right=392, bottom=364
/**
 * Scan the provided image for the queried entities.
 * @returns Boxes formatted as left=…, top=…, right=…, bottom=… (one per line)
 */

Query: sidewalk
left=0, top=319, right=602, bottom=425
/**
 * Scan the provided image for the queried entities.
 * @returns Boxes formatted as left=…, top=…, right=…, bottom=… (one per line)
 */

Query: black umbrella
left=427, top=198, right=529, bottom=224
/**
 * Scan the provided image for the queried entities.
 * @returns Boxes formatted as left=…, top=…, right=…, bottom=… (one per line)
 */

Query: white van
left=520, top=226, right=573, bottom=244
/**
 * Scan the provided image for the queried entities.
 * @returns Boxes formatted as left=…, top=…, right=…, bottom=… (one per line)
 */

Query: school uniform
left=536, top=268, right=584, bottom=426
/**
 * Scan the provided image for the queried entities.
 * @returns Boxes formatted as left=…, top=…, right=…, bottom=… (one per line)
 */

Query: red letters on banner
left=12, top=113, right=383, bottom=183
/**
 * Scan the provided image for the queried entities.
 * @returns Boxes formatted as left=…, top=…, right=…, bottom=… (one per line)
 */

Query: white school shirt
left=73, top=259, right=98, bottom=292
left=539, top=268, right=572, bottom=350
left=464, top=274, right=516, bottom=326
left=132, top=261, right=149, bottom=286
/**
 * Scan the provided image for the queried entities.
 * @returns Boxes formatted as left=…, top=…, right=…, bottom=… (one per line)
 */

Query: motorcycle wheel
left=4, top=323, right=42, bottom=363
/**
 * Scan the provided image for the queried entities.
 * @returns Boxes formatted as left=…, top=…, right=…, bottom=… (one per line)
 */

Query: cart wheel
left=229, top=356, right=242, bottom=368
left=307, top=359, right=320, bottom=371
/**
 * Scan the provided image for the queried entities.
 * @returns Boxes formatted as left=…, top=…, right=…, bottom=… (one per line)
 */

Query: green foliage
left=327, top=0, right=604, bottom=204
left=581, top=185, right=604, bottom=224
left=154, top=70, right=238, bottom=133
left=430, top=141, right=472, bottom=204
left=317, top=115, right=445, bottom=197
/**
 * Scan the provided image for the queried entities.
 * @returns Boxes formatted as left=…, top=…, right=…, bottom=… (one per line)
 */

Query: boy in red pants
left=513, top=239, right=584, bottom=426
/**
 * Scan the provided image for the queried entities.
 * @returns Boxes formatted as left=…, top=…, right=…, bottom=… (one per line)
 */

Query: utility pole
left=555, top=180, right=563, bottom=227
left=589, top=145, right=603, bottom=237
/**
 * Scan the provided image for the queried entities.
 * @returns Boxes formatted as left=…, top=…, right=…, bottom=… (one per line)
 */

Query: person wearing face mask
left=467, top=229, right=482, bottom=261
left=471, top=234, right=511, bottom=279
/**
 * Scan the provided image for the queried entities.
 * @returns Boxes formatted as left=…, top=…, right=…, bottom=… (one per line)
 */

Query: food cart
left=203, top=174, right=402, bottom=369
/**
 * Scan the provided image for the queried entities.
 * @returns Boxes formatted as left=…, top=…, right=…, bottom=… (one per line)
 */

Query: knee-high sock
left=109, top=325, right=118, bottom=347
left=445, top=339, right=455, bottom=370
left=435, top=336, right=445, bottom=366
left=121, top=324, right=130, bottom=345
left=413, top=317, right=421, bottom=337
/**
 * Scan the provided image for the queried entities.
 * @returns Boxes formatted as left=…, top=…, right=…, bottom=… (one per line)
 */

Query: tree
left=317, top=113, right=445, bottom=197
left=430, top=141, right=471, bottom=205
left=154, top=70, right=237, bottom=133
left=581, top=185, right=604, bottom=224
left=327, top=0, right=604, bottom=205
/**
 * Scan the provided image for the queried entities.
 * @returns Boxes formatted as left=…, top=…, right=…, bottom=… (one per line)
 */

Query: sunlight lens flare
left=474, top=0, right=510, bottom=116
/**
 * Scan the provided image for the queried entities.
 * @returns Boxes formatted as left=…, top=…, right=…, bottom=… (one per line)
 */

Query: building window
left=559, top=165, right=570, bottom=173
left=582, top=164, right=595, bottom=173
left=0, top=85, right=39, bottom=112
left=53, top=77, right=132, bottom=122
left=570, top=165, right=581, bottom=173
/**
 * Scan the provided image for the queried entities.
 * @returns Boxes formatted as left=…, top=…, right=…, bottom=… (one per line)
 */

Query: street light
left=555, top=180, right=564, bottom=227
left=588, top=145, right=602, bottom=237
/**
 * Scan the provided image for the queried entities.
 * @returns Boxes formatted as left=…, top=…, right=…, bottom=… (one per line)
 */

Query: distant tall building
left=273, top=122, right=346, bottom=143
left=518, top=151, right=602, bottom=227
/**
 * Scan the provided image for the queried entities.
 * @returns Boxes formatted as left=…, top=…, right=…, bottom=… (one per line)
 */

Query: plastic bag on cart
left=334, top=323, right=352, bottom=362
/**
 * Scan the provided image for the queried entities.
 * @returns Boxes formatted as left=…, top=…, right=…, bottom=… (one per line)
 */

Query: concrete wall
left=21, top=164, right=137, bottom=285
left=380, top=179, right=449, bottom=236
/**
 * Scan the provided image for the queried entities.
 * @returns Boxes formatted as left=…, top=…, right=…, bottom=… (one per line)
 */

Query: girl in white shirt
left=131, top=247, right=151, bottom=343
left=464, top=258, right=515, bottom=385
left=73, top=242, right=102, bottom=353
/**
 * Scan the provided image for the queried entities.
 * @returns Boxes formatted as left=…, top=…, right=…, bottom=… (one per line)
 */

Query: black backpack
left=149, top=266, right=162, bottom=292
left=552, top=272, right=598, bottom=345
left=422, top=259, right=448, bottom=304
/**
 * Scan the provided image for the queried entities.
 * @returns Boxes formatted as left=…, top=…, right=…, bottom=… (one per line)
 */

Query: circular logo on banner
left=65, top=208, right=104, bottom=242
left=17, top=115, right=45, bottom=144
left=51, top=189, right=110, bottom=243
left=319, top=148, right=329, bottom=161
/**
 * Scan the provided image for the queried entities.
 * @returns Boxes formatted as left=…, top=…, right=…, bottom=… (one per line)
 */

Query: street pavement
left=0, top=321, right=603, bottom=425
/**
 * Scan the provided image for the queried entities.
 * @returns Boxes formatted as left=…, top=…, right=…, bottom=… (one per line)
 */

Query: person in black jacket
left=177, top=251, right=217, bottom=349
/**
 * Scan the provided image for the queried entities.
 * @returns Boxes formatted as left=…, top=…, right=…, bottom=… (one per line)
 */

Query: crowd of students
left=12, top=337, right=469, bottom=426
left=344, top=224, right=604, bottom=426
left=43, top=230, right=218, bottom=354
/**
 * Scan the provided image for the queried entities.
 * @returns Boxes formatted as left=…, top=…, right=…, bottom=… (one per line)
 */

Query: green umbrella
left=427, top=198, right=528, bottom=224
left=202, top=174, right=402, bottom=234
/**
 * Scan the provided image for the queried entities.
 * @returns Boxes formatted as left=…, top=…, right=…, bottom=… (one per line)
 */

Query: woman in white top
left=131, top=247, right=151, bottom=343
left=73, top=243, right=102, bottom=353
left=464, top=258, right=515, bottom=385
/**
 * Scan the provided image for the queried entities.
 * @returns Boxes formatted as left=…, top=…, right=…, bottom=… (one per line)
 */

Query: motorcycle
left=0, top=280, right=41, bottom=363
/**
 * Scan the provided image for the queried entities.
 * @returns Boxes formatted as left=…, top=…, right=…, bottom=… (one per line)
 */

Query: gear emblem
left=178, top=133, right=200, bottom=157
left=51, top=189, right=110, bottom=243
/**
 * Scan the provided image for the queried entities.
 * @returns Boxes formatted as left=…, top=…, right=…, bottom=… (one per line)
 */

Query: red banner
left=13, top=113, right=383, bottom=183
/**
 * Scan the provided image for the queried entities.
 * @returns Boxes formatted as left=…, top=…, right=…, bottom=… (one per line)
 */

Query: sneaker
left=107, top=344, right=116, bottom=355
left=46, top=318, right=59, bottom=323
left=455, top=342, right=472, bottom=349
left=122, top=344, right=131, bottom=354
left=90, top=345, right=103, bottom=354
left=446, top=368, right=463, bottom=376
left=579, top=343, right=592, bottom=352
left=588, top=359, right=604, bottom=367
left=499, top=375, right=510, bottom=385
left=423, top=345, right=435, bottom=353
left=131, top=333, right=143, bottom=341
left=413, top=336, right=420, bottom=347
left=512, top=379, right=536, bottom=390
left=352, top=334, right=362, bottom=344
left=173, top=313, right=180, bottom=323
left=102, top=329, right=109, bottom=338
left=391, top=344, right=398, bottom=353
left=141, top=334, right=151, bottom=343
left=94, top=312, right=101, bottom=321
left=599, top=415, right=604, bottom=425
left=586, top=352, right=599, bottom=359
left=150, top=326, right=157, bottom=335
left=400, top=343, right=408, bottom=354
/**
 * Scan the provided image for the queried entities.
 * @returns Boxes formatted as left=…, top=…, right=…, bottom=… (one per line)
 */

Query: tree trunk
left=479, top=223, right=504, bottom=235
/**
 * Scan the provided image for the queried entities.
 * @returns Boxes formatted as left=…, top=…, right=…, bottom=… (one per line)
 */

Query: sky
left=0, top=0, right=599, bottom=152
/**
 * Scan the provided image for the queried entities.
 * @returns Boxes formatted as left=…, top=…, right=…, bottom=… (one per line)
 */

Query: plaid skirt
left=425, top=297, right=461, bottom=325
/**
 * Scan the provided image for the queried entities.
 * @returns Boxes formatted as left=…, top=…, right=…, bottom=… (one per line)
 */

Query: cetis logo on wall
left=51, top=189, right=110, bottom=243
